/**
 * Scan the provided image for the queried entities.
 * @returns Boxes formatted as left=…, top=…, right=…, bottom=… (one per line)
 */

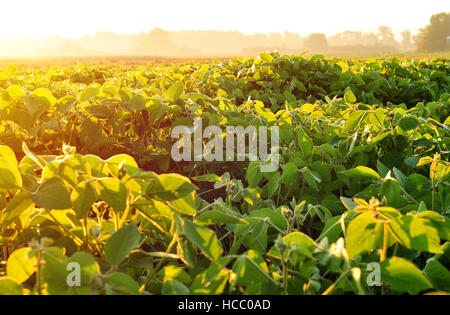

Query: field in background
left=0, top=56, right=233, bottom=68
left=0, top=51, right=449, bottom=68
left=0, top=52, right=449, bottom=296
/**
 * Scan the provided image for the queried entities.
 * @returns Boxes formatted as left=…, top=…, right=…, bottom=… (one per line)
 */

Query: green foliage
left=0, top=52, right=449, bottom=295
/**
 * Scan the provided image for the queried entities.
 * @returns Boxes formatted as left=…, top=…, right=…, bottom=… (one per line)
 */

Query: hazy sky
left=0, top=0, right=448, bottom=39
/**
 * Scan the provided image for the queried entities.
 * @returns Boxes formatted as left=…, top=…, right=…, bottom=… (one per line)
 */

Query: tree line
left=0, top=12, right=447, bottom=57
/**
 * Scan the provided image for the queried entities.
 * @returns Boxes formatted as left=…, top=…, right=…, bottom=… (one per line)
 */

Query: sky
left=0, top=0, right=448, bottom=40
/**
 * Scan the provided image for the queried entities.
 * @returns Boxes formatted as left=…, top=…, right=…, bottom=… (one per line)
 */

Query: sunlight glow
left=0, top=0, right=448, bottom=39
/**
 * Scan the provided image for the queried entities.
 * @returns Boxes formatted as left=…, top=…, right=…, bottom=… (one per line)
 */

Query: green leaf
left=249, top=208, right=288, bottom=231
left=197, top=200, right=246, bottom=225
left=6, top=248, right=37, bottom=284
left=56, top=95, right=77, bottom=114
left=80, top=87, right=100, bottom=102
left=0, top=157, right=22, bottom=190
left=346, top=212, right=383, bottom=258
left=29, top=87, right=57, bottom=106
left=406, top=174, right=431, bottom=197
left=176, top=238, right=197, bottom=268
left=399, top=116, right=421, bottom=131
left=435, top=163, right=450, bottom=183
left=97, top=178, right=127, bottom=212
left=297, top=129, right=313, bottom=157
left=130, top=94, right=147, bottom=110
left=265, top=172, right=281, bottom=198
left=342, top=110, right=365, bottom=134
left=423, top=258, right=450, bottom=292
left=282, top=162, right=300, bottom=185
left=162, top=279, right=190, bottom=295
left=41, top=247, right=71, bottom=295
left=23, top=88, right=56, bottom=122
left=190, top=258, right=229, bottom=294
left=105, top=223, right=141, bottom=265
left=32, top=178, right=71, bottom=210
left=192, top=174, right=222, bottom=183
left=1, top=192, right=33, bottom=229
left=294, top=79, right=307, bottom=93
left=158, top=265, right=191, bottom=284
left=416, top=212, right=450, bottom=241
left=5, top=85, right=25, bottom=102
left=84, top=154, right=108, bottom=177
left=392, top=167, right=408, bottom=187
left=168, top=192, right=197, bottom=216
left=0, top=278, right=23, bottom=295
left=79, top=119, right=103, bottom=147
left=86, top=104, right=116, bottom=119
left=444, top=116, right=450, bottom=125
left=340, top=197, right=358, bottom=211
left=235, top=218, right=268, bottom=252
left=344, top=89, right=357, bottom=104
left=71, top=181, right=98, bottom=219
left=301, top=167, right=321, bottom=192
left=233, top=250, right=270, bottom=287
left=380, top=179, right=407, bottom=208
left=7, top=64, right=17, bottom=76
left=0, top=145, right=18, bottom=168
left=340, top=166, right=380, bottom=180
left=246, top=161, right=263, bottom=188
left=381, top=257, right=432, bottom=294
left=318, top=216, right=343, bottom=243
left=106, top=154, right=139, bottom=178
left=389, top=215, right=443, bottom=254
left=163, top=80, right=184, bottom=103
left=377, top=160, right=389, bottom=178
left=259, top=52, right=274, bottom=63
left=105, top=272, right=139, bottom=295
left=268, top=232, right=315, bottom=261
left=180, top=218, right=223, bottom=261
left=197, top=210, right=241, bottom=225
left=146, top=174, right=197, bottom=202
left=22, top=142, right=47, bottom=169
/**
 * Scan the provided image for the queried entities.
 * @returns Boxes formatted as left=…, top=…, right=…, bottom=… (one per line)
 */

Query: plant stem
left=322, top=269, right=351, bottom=295
left=138, top=234, right=178, bottom=294
left=381, top=223, right=389, bottom=263
left=83, top=216, right=90, bottom=249
left=281, top=255, right=289, bottom=295
left=45, top=210, right=85, bottom=247
left=35, top=250, right=42, bottom=295
left=114, top=211, right=120, bottom=232
left=119, top=204, right=132, bottom=229
left=431, top=180, right=436, bottom=212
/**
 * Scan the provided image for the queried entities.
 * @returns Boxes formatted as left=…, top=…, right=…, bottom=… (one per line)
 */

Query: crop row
left=0, top=52, right=449, bottom=295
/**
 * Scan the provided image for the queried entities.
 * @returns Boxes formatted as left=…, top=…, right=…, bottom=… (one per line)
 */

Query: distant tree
left=283, top=32, right=303, bottom=50
left=401, top=31, right=412, bottom=48
left=269, top=32, right=283, bottom=45
left=377, top=26, right=395, bottom=42
left=130, top=28, right=178, bottom=55
left=362, top=32, right=379, bottom=46
left=329, top=31, right=364, bottom=46
left=400, top=30, right=415, bottom=50
left=377, top=26, right=400, bottom=47
left=415, top=12, right=450, bottom=52
left=304, top=33, right=328, bottom=50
